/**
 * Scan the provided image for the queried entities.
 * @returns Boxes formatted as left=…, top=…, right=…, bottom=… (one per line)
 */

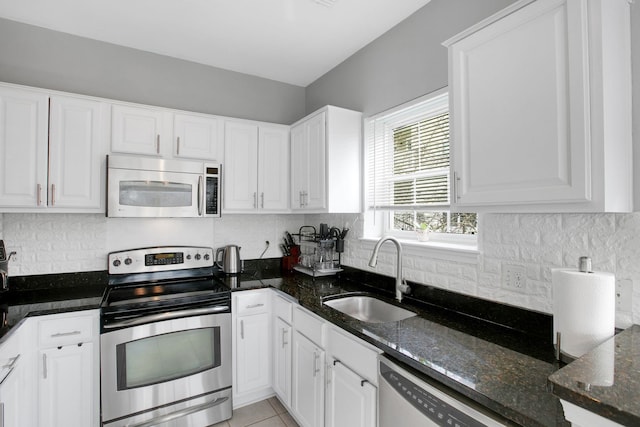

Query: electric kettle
left=215, top=245, right=243, bottom=274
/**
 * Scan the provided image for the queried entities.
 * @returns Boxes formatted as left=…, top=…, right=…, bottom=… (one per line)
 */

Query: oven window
left=116, top=327, right=221, bottom=390
left=119, top=180, right=192, bottom=207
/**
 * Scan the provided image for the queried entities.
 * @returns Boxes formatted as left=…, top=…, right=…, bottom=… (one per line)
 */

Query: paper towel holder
left=579, top=256, right=592, bottom=273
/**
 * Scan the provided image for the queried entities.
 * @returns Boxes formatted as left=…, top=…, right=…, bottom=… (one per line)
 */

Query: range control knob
left=195, top=253, right=201, bottom=261
left=112, top=259, right=121, bottom=267
left=124, top=258, right=132, bottom=266
left=203, top=253, right=210, bottom=261
left=186, top=254, right=192, bottom=260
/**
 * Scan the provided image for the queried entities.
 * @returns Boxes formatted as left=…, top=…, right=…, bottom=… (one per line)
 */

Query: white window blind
left=366, top=91, right=450, bottom=211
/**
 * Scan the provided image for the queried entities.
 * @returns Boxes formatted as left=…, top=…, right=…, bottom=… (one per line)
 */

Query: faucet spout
left=368, top=236, right=410, bottom=302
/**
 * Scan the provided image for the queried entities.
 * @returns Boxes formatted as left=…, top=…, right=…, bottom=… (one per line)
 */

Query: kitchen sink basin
left=323, top=295, right=417, bottom=323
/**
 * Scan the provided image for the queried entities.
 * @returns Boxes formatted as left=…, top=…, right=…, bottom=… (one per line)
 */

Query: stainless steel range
left=100, top=246, right=232, bottom=427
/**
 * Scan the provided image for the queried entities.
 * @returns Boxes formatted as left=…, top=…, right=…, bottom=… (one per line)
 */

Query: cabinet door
left=48, top=96, right=107, bottom=210
left=449, top=0, right=589, bottom=207
left=304, top=112, right=326, bottom=210
left=292, top=332, right=325, bottom=427
left=0, top=86, right=49, bottom=208
left=325, top=359, right=376, bottom=427
left=39, top=343, right=94, bottom=427
left=273, top=317, right=292, bottom=407
left=0, top=331, right=27, bottom=427
left=224, top=121, right=259, bottom=211
left=290, top=113, right=326, bottom=211
left=258, top=126, right=289, bottom=211
left=174, top=113, right=223, bottom=161
left=235, top=312, right=271, bottom=395
left=111, top=104, right=164, bottom=156
left=290, top=122, right=307, bottom=209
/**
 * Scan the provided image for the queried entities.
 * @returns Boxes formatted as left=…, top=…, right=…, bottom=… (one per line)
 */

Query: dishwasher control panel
left=379, top=357, right=507, bottom=427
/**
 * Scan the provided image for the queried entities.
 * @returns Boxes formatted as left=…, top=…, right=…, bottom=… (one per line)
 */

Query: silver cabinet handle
left=2, top=354, right=20, bottom=370
left=261, top=192, right=264, bottom=209
left=197, top=175, right=203, bottom=216
left=51, top=330, right=81, bottom=338
left=177, top=136, right=181, bottom=156
left=51, top=184, right=56, bottom=206
left=129, top=396, right=229, bottom=427
left=0, top=354, right=19, bottom=385
left=156, top=134, right=160, bottom=154
left=282, top=328, right=288, bottom=348
left=245, top=303, right=264, bottom=309
left=240, top=319, right=244, bottom=340
left=313, top=351, right=320, bottom=377
left=37, top=183, right=42, bottom=206
left=103, top=305, right=229, bottom=329
left=42, top=353, right=47, bottom=379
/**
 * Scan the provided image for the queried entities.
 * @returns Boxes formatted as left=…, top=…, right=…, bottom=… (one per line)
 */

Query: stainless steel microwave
left=107, top=155, right=221, bottom=218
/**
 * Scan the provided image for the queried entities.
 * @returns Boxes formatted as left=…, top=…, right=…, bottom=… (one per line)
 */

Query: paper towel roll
left=552, top=268, right=615, bottom=359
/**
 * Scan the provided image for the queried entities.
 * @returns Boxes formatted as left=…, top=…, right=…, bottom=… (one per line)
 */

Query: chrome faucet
left=368, top=236, right=410, bottom=302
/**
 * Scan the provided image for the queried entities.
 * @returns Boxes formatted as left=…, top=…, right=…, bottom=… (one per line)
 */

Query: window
left=365, top=89, right=477, bottom=242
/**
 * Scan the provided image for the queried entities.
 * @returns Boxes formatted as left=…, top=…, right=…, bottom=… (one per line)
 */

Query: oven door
left=100, top=313, right=231, bottom=425
left=107, top=167, right=203, bottom=217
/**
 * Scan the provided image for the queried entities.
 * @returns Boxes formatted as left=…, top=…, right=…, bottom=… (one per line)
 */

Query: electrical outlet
left=502, top=264, right=526, bottom=289
left=616, top=279, right=632, bottom=312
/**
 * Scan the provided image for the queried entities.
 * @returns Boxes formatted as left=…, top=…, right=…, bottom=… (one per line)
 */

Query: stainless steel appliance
left=100, top=246, right=232, bottom=427
left=215, top=245, right=243, bottom=274
left=107, top=155, right=221, bottom=218
left=378, top=355, right=508, bottom=427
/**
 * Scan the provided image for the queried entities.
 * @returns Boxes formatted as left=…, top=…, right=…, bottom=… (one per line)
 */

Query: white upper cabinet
left=173, top=112, right=223, bottom=161
left=0, top=85, right=108, bottom=212
left=290, top=106, right=362, bottom=213
left=0, top=86, right=49, bottom=208
left=49, top=95, right=108, bottom=210
left=224, top=120, right=289, bottom=213
left=444, top=0, right=632, bottom=212
left=112, top=104, right=224, bottom=161
left=111, top=104, right=164, bottom=156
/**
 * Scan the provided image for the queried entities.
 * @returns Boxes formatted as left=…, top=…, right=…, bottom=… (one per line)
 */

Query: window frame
left=364, top=88, right=477, bottom=248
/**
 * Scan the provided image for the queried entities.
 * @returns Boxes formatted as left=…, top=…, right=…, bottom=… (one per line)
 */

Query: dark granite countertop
left=0, top=271, right=106, bottom=341
left=548, top=325, right=640, bottom=426
left=7, top=262, right=636, bottom=426
left=222, top=263, right=566, bottom=427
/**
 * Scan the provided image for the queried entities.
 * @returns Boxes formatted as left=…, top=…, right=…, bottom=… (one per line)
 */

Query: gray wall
left=306, top=0, right=639, bottom=207
left=305, top=0, right=516, bottom=117
left=0, top=18, right=306, bottom=124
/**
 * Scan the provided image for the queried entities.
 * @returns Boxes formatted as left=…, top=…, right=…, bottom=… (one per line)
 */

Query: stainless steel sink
left=323, top=295, right=417, bottom=323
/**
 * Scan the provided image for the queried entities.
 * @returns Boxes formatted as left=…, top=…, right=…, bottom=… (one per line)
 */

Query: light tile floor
left=212, top=397, right=299, bottom=427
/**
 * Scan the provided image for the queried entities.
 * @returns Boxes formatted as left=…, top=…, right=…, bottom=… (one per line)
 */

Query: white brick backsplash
left=2, top=211, right=640, bottom=328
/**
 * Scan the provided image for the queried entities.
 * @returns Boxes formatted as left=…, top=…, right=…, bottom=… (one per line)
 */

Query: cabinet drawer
left=38, top=311, right=97, bottom=348
left=328, top=326, right=380, bottom=384
left=235, top=290, right=270, bottom=316
left=293, top=306, right=325, bottom=347
left=272, top=292, right=292, bottom=323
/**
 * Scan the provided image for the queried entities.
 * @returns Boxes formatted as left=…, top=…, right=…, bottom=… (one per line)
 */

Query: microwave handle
left=197, top=175, right=203, bottom=216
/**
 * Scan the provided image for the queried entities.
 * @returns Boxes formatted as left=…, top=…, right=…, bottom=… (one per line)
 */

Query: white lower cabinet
left=233, top=289, right=273, bottom=407
left=325, top=326, right=381, bottom=427
left=272, top=292, right=293, bottom=407
left=560, top=400, right=625, bottom=427
left=39, top=343, right=94, bottom=427
left=0, top=322, right=34, bottom=427
left=292, top=331, right=325, bottom=427
left=325, top=359, right=376, bottom=427
left=36, top=310, right=100, bottom=427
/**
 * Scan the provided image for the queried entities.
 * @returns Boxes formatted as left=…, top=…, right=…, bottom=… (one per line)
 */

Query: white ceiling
left=0, top=0, right=432, bottom=87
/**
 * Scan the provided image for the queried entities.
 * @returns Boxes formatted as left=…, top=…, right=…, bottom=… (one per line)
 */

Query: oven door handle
left=127, top=395, right=229, bottom=427
left=103, top=305, right=229, bottom=329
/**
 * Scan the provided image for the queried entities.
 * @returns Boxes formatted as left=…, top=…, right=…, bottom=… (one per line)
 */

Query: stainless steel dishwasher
left=378, top=355, right=509, bottom=427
